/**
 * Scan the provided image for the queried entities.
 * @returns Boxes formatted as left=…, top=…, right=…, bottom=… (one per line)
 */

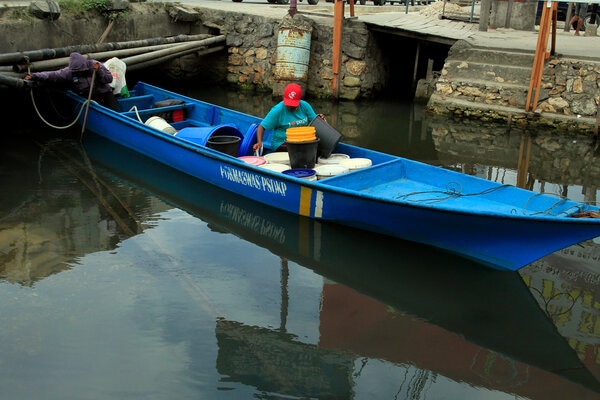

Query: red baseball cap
left=283, top=83, right=302, bottom=107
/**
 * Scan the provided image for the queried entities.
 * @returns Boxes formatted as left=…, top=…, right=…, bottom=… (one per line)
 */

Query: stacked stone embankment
left=427, top=41, right=600, bottom=134
left=203, top=10, right=383, bottom=100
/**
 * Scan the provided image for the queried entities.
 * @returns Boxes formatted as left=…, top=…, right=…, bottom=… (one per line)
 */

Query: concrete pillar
left=585, top=24, right=598, bottom=37
left=479, top=0, right=491, bottom=31
left=490, top=0, right=537, bottom=30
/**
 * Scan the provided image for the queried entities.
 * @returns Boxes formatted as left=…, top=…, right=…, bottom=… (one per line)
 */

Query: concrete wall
left=0, top=3, right=205, bottom=52
left=490, top=0, right=538, bottom=30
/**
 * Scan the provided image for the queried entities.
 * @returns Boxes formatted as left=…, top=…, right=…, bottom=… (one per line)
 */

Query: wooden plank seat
left=117, top=94, right=156, bottom=112
left=121, top=102, right=195, bottom=122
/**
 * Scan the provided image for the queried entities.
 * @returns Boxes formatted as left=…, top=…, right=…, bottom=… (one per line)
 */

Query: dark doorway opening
left=370, top=31, right=451, bottom=101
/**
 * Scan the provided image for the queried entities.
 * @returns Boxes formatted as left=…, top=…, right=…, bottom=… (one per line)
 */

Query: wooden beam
left=525, top=1, right=557, bottom=112
left=332, top=0, right=344, bottom=98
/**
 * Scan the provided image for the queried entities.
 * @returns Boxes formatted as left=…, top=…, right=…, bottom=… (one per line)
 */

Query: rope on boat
left=396, top=182, right=598, bottom=217
left=29, top=88, right=89, bottom=129
left=129, top=105, right=144, bottom=123
left=26, top=61, right=90, bottom=130
left=396, top=182, right=512, bottom=204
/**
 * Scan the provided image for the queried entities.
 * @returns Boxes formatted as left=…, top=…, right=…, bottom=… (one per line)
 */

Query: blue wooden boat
left=65, top=81, right=600, bottom=271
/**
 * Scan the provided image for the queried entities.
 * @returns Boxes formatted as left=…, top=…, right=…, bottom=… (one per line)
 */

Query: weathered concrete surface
left=0, top=2, right=207, bottom=51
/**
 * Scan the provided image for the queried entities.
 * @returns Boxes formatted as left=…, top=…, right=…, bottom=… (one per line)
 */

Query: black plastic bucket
left=286, top=138, right=320, bottom=169
left=309, top=116, right=342, bottom=158
left=175, top=124, right=243, bottom=145
left=207, top=135, right=241, bottom=157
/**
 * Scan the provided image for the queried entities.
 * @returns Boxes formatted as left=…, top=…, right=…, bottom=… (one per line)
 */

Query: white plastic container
left=318, top=153, right=350, bottom=165
left=264, top=152, right=291, bottom=165
left=145, top=116, right=177, bottom=134
left=314, top=164, right=349, bottom=179
left=338, top=157, right=372, bottom=171
left=259, top=163, right=290, bottom=173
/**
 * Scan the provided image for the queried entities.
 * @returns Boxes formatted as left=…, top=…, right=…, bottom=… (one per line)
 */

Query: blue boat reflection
left=82, top=133, right=600, bottom=398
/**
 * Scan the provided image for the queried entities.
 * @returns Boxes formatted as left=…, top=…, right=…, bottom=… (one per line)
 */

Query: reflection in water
left=0, top=138, right=163, bottom=285
left=427, top=116, right=600, bottom=203
left=517, top=134, right=533, bottom=189
left=216, top=319, right=353, bottom=397
left=80, top=134, right=600, bottom=398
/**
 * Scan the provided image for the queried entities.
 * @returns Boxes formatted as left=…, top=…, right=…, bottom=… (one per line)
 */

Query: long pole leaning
left=525, top=2, right=554, bottom=112
left=81, top=18, right=115, bottom=142
left=332, top=0, right=343, bottom=99
left=80, top=68, right=96, bottom=141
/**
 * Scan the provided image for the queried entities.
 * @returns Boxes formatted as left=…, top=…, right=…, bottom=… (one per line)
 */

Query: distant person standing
left=569, top=2, right=586, bottom=36
left=24, top=52, right=117, bottom=110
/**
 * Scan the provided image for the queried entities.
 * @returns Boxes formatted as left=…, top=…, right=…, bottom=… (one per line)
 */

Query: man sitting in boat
left=253, top=83, right=325, bottom=152
left=24, top=52, right=117, bottom=110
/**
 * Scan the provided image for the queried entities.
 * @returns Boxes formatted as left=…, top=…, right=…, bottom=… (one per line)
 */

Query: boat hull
left=67, top=82, right=600, bottom=271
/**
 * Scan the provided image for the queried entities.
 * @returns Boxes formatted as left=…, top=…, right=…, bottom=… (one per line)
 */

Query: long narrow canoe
left=65, top=81, right=600, bottom=271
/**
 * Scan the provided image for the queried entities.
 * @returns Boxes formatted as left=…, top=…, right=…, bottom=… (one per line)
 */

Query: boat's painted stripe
left=315, top=190, right=324, bottom=218
left=299, top=186, right=312, bottom=216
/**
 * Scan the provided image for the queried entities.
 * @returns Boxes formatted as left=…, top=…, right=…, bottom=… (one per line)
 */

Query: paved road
left=154, top=0, right=599, bottom=59
left=7, top=0, right=600, bottom=60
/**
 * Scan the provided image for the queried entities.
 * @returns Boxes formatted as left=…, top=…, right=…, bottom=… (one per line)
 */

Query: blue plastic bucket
left=175, top=124, right=243, bottom=146
left=282, top=168, right=317, bottom=181
left=239, top=123, right=258, bottom=156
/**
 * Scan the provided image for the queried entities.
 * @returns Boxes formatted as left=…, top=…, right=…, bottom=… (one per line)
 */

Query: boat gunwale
left=69, top=90, right=600, bottom=227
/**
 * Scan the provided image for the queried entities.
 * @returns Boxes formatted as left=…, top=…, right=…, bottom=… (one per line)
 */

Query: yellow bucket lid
left=286, top=126, right=316, bottom=142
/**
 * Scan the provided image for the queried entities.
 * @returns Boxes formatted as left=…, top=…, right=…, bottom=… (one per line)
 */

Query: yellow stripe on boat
left=299, top=186, right=312, bottom=216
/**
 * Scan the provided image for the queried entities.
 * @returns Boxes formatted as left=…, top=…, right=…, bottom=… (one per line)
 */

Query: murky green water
left=1, top=82, right=600, bottom=399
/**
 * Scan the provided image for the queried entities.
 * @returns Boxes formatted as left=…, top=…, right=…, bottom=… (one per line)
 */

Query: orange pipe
left=332, top=0, right=343, bottom=98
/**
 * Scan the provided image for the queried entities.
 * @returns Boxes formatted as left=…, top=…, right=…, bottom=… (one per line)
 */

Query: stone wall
left=538, top=58, right=600, bottom=124
left=197, top=9, right=385, bottom=99
left=427, top=41, right=600, bottom=134
left=0, top=3, right=384, bottom=101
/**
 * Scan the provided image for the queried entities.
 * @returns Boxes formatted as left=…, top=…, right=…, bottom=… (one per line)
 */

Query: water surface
left=1, top=83, right=600, bottom=399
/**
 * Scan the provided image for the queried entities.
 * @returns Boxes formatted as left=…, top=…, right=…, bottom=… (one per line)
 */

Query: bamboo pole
left=82, top=18, right=114, bottom=140
left=14, top=38, right=225, bottom=73
left=0, top=72, right=29, bottom=88
left=80, top=68, right=96, bottom=140
left=119, top=36, right=225, bottom=66
left=0, top=34, right=213, bottom=66
left=125, top=46, right=225, bottom=72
